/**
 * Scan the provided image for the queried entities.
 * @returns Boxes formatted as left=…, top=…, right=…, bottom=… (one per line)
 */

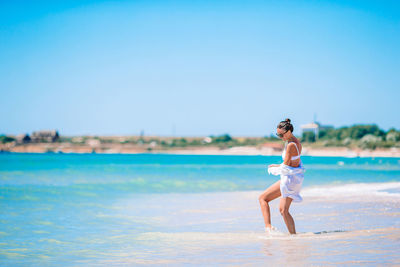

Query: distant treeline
left=1, top=124, right=399, bottom=150
left=302, top=124, right=400, bottom=149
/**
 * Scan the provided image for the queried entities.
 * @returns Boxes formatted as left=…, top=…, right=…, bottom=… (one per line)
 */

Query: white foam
left=259, top=227, right=400, bottom=240
left=301, top=182, right=400, bottom=200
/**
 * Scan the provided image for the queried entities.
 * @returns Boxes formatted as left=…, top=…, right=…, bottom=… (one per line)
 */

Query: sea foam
left=301, top=182, right=400, bottom=200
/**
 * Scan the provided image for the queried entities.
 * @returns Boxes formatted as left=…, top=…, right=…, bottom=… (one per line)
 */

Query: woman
left=258, top=118, right=305, bottom=235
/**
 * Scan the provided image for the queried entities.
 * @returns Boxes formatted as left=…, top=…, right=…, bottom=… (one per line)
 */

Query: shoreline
left=1, top=143, right=400, bottom=157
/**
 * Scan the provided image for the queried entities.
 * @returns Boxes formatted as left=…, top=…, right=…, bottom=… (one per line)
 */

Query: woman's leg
left=258, top=180, right=281, bottom=228
left=279, top=197, right=296, bottom=234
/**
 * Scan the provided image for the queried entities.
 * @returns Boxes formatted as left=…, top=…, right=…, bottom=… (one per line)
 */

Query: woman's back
left=282, top=141, right=302, bottom=163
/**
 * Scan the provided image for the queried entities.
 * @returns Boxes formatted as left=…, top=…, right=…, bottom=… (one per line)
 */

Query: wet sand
left=98, top=184, right=400, bottom=266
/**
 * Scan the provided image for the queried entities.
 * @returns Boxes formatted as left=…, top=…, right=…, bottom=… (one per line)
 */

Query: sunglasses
left=276, top=130, right=288, bottom=138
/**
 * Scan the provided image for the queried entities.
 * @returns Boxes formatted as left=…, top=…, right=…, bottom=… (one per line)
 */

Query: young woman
left=258, top=118, right=305, bottom=235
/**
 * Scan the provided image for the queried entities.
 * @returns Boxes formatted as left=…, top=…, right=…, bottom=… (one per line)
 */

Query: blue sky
left=1, top=0, right=399, bottom=137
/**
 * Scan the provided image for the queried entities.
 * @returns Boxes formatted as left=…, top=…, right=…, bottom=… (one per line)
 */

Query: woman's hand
left=268, top=164, right=280, bottom=168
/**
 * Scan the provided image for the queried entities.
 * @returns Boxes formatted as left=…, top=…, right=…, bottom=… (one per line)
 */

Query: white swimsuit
left=267, top=141, right=306, bottom=202
left=282, top=141, right=301, bottom=161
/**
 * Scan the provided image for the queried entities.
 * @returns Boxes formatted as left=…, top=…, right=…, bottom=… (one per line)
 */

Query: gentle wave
left=301, top=182, right=400, bottom=199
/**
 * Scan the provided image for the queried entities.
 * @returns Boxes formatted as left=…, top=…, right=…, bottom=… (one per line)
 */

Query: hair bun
left=285, top=118, right=291, bottom=123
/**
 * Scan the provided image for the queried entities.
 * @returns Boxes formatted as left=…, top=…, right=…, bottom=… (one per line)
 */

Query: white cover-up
left=267, top=142, right=306, bottom=202
left=268, top=162, right=306, bottom=202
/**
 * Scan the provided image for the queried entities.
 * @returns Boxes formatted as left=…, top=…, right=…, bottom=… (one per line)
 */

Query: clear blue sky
left=1, top=0, right=399, bottom=137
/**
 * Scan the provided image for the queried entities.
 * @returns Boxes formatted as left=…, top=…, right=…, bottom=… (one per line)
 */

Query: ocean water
left=0, top=153, right=399, bottom=266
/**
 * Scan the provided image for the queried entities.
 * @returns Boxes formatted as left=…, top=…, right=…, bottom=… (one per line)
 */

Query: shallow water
left=0, top=153, right=399, bottom=266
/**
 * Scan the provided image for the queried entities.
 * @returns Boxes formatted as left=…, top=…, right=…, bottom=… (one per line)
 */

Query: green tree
left=212, top=134, right=232, bottom=143
left=386, top=129, right=400, bottom=142
left=302, top=132, right=315, bottom=142
left=0, top=135, right=15, bottom=143
left=348, top=124, right=384, bottom=139
left=359, top=134, right=382, bottom=150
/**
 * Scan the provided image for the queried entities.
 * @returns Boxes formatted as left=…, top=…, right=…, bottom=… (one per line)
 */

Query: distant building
left=86, top=138, right=101, bottom=147
left=31, top=130, right=60, bottom=142
left=301, top=122, right=319, bottom=137
left=15, top=134, right=31, bottom=144
left=300, top=121, right=334, bottom=140
left=202, top=137, right=212, bottom=144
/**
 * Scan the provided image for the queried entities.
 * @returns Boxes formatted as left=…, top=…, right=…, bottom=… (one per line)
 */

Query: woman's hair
left=277, top=118, right=294, bottom=132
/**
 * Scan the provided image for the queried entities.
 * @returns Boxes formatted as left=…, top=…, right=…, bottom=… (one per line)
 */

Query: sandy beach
left=2, top=142, right=400, bottom=157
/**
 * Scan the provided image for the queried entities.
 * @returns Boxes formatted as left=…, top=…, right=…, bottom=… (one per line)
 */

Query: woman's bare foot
left=265, top=225, right=278, bottom=234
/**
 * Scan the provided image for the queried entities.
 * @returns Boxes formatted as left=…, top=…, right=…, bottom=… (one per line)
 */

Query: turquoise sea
left=1, top=153, right=400, bottom=266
